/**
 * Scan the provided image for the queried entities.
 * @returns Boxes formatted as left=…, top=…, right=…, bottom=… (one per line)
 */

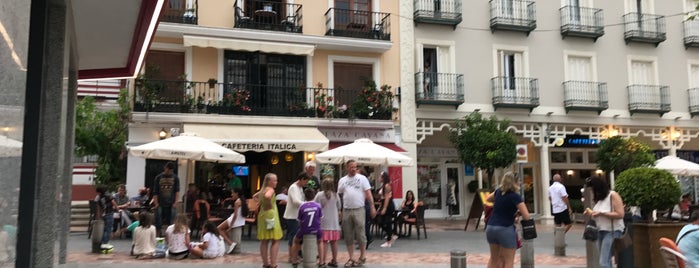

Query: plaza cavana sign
left=418, top=147, right=459, bottom=158
left=320, top=128, right=395, bottom=143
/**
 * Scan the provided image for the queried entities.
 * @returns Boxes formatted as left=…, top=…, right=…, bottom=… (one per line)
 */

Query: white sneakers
left=391, top=235, right=399, bottom=242
left=380, top=235, right=399, bottom=248
left=226, top=242, right=237, bottom=254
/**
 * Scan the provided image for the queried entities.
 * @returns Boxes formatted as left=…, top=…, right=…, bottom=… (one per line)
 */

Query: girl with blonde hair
left=253, top=173, right=283, bottom=268
left=165, top=213, right=190, bottom=259
left=314, top=177, right=342, bottom=267
left=485, top=172, right=531, bottom=268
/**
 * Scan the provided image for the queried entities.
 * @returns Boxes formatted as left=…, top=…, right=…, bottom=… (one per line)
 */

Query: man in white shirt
left=338, top=160, right=376, bottom=266
left=283, top=172, right=309, bottom=262
left=548, top=174, right=572, bottom=233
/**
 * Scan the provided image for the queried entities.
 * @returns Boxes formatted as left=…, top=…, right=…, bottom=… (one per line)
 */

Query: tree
left=595, top=136, right=655, bottom=175
left=449, top=112, right=517, bottom=188
left=615, top=167, right=680, bottom=222
left=74, top=89, right=130, bottom=189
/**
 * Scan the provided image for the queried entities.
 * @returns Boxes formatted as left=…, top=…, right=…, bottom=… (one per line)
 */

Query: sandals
left=358, top=257, right=366, bottom=266
left=327, top=260, right=339, bottom=267
left=344, top=259, right=362, bottom=267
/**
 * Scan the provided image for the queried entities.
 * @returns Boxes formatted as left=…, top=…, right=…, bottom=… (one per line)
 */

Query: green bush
left=569, top=199, right=584, bottom=213
left=615, top=167, right=681, bottom=221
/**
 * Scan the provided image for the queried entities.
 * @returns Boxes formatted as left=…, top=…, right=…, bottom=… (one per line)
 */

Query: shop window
left=570, top=151, right=584, bottom=163
left=417, top=164, right=442, bottom=210
left=587, top=151, right=597, bottom=164
left=551, top=151, right=567, bottom=163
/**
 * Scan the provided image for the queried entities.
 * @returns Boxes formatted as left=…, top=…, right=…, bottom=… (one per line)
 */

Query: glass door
left=445, top=164, right=463, bottom=217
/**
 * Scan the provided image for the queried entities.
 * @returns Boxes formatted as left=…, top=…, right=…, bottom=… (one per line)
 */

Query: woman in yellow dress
left=253, top=173, right=283, bottom=268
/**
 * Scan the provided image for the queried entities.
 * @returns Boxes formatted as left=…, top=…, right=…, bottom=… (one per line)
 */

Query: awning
left=183, top=35, right=315, bottom=56
left=329, top=142, right=407, bottom=152
left=184, top=124, right=328, bottom=152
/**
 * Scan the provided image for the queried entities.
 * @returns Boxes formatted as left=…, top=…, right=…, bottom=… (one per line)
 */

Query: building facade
left=400, top=0, right=699, bottom=219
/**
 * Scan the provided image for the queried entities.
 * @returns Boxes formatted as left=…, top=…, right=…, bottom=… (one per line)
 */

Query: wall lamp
left=158, top=128, right=167, bottom=140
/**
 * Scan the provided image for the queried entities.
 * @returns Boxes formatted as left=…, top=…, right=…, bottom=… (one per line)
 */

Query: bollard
left=554, top=226, right=566, bottom=256
left=90, top=219, right=104, bottom=253
left=520, top=239, right=534, bottom=268
left=450, top=250, right=466, bottom=268
left=302, top=234, right=319, bottom=268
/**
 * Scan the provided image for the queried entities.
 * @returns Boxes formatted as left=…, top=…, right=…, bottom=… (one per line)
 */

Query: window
left=551, top=152, right=567, bottom=163
left=566, top=55, right=593, bottom=82
left=686, top=0, right=699, bottom=19
left=690, top=64, right=699, bottom=88
left=629, top=59, right=656, bottom=85
left=570, top=152, right=584, bottom=163
left=497, top=50, right=523, bottom=90
left=625, top=0, right=653, bottom=14
left=417, top=40, right=457, bottom=99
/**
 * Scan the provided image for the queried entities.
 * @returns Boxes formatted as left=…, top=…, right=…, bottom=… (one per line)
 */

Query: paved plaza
left=62, top=220, right=590, bottom=267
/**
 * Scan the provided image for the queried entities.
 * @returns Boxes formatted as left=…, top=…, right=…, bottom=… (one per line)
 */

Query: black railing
left=560, top=6, right=604, bottom=40
left=688, top=88, right=699, bottom=117
left=234, top=0, right=303, bottom=33
left=161, top=1, right=198, bottom=24
left=325, top=8, right=391, bottom=40
left=491, top=76, right=539, bottom=110
left=684, top=20, right=699, bottom=48
left=623, top=13, right=666, bottom=45
left=414, top=72, right=464, bottom=107
left=563, top=81, right=608, bottom=112
left=627, top=85, right=670, bottom=115
left=414, top=0, right=462, bottom=27
left=132, top=79, right=393, bottom=119
left=489, top=0, right=536, bottom=34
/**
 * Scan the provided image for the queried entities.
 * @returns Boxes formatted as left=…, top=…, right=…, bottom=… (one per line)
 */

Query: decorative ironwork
left=627, top=85, right=670, bottom=116
left=489, top=0, right=536, bottom=34
left=325, top=8, right=391, bottom=40
left=491, top=76, right=539, bottom=110
left=415, top=72, right=464, bottom=107
left=623, top=13, right=666, bottom=46
left=234, top=0, right=303, bottom=33
left=414, top=0, right=462, bottom=27
left=563, top=81, right=608, bottom=113
left=559, top=6, right=604, bottom=40
left=415, top=120, right=452, bottom=144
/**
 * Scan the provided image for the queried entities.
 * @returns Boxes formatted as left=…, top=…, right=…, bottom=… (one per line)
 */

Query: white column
left=539, top=125, right=553, bottom=223
left=669, top=142, right=677, bottom=157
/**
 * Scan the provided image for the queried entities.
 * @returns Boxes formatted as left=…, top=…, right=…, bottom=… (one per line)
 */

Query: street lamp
left=158, top=128, right=167, bottom=140
left=662, top=126, right=681, bottom=156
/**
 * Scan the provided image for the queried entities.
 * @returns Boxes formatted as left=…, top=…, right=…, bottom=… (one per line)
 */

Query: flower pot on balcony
left=207, top=78, right=217, bottom=89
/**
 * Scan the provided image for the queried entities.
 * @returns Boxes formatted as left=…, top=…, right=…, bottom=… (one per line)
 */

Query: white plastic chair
left=659, top=246, right=688, bottom=268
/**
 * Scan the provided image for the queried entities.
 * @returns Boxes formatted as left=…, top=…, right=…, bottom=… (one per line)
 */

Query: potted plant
left=569, top=198, right=585, bottom=223
left=207, top=78, right=218, bottom=89
left=467, top=180, right=478, bottom=193
left=616, top=167, right=682, bottom=268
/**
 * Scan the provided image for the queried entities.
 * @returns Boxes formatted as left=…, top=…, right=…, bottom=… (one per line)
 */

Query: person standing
left=378, top=171, right=398, bottom=248
left=254, top=173, right=283, bottom=268
left=153, top=161, right=180, bottom=236
left=315, top=178, right=341, bottom=267
left=338, top=160, right=376, bottom=267
left=584, top=176, right=625, bottom=268
left=95, top=186, right=118, bottom=248
left=227, top=170, right=242, bottom=191
left=548, top=174, right=572, bottom=233
left=304, top=161, right=321, bottom=191
left=677, top=212, right=699, bottom=268
left=283, top=172, right=310, bottom=262
left=485, top=172, right=531, bottom=268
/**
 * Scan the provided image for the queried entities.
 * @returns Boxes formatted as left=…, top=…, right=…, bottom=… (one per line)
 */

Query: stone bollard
left=450, top=250, right=466, bottom=268
left=520, top=239, right=534, bottom=268
left=302, top=234, right=318, bottom=268
left=554, top=226, right=566, bottom=256
left=586, top=240, right=601, bottom=268
left=90, top=219, right=104, bottom=253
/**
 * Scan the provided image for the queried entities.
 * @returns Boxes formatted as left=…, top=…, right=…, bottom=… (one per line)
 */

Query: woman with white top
left=189, top=221, right=222, bottom=259
left=132, top=211, right=157, bottom=259
left=584, top=176, right=625, bottom=268
left=218, top=187, right=248, bottom=254
left=165, top=214, right=190, bottom=259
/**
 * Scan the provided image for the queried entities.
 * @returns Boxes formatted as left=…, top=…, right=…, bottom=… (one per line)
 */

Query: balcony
left=234, top=0, right=303, bottom=33
left=132, top=79, right=394, bottom=120
left=623, top=13, right=666, bottom=46
left=161, top=1, right=198, bottom=24
left=414, top=72, right=464, bottom=108
left=325, top=8, right=391, bottom=40
left=559, top=6, right=604, bottom=41
left=563, top=81, right=608, bottom=113
left=627, top=85, right=670, bottom=116
left=491, top=77, right=539, bottom=111
left=688, top=88, right=699, bottom=117
left=489, top=0, right=536, bottom=34
left=684, top=20, right=699, bottom=48
left=414, top=0, right=462, bottom=28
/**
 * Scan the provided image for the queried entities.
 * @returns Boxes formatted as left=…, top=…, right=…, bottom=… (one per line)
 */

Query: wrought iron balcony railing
left=563, top=81, right=608, bottom=113
left=684, top=20, right=699, bottom=48
left=161, top=1, right=198, bottom=24
left=560, top=6, right=604, bottom=40
left=414, top=0, right=462, bottom=27
left=132, top=79, right=394, bottom=120
left=627, top=85, right=670, bottom=115
left=688, top=88, right=699, bottom=117
left=491, top=76, right=539, bottom=110
left=325, top=8, right=391, bottom=40
left=623, top=13, right=666, bottom=46
left=489, top=0, right=536, bottom=34
left=414, top=72, right=464, bottom=107
left=234, top=0, right=303, bottom=33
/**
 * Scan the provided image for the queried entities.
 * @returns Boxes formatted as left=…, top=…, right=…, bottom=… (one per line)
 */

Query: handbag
left=265, top=218, right=275, bottom=230
left=521, top=219, right=537, bottom=240
left=583, top=219, right=599, bottom=241
left=613, top=228, right=632, bottom=253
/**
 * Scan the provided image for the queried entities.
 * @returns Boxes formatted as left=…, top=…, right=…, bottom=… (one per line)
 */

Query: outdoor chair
left=191, top=201, right=210, bottom=238
left=245, top=199, right=259, bottom=238
left=659, top=237, right=687, bottom=268
left=235, top=6, right=251, bottom=26
left=402, top=201, right=427, bottom=240
left=87, top=200, right=97, bottom=239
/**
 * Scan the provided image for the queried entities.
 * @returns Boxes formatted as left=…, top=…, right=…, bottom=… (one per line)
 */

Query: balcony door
left=567, top=56, right=597, bottom=103
left=333, top=62, right=373, bottom=108
left=335, top=0, right=371, bottom=29
left=691, top=65, right=699, bottom=88
left=423, top=48, right=438, bottom=98
left=626, top=0, right=653, bottom=31
left=630, top=60, right=658, bottom=109
left=145, top=50, right=185, bottom=103
left=630, top=60, right=654, bottom=85
left=498, top=50, right=524, bottom=102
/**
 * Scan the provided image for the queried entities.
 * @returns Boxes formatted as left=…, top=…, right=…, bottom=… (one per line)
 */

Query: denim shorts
left=486, top=225, right=517, bottom=248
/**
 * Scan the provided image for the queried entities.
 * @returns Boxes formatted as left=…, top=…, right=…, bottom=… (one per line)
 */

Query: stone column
left=538, top=124, right=552, bottom=223
left=398, top=0, right=418, bottom=199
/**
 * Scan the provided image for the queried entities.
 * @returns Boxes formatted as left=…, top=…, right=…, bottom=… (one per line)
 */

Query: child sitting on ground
left=132, top=211, right=156, bottom=259
left=189, top=221, right=223, bottom=259
left=166, top=214, right=191, bottom=260
left=290, top=188, right=323, bottom=266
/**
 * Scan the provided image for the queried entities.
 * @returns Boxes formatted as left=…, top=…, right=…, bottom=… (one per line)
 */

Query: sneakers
left=390, top=235, right=399, bottom=242
left=380, top=242, right=391, bottom=248
left=226, top=242, right=237, bottom=254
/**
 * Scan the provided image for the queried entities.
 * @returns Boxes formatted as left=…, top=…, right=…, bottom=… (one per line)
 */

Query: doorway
left=445, top=164, right=463, bottom=217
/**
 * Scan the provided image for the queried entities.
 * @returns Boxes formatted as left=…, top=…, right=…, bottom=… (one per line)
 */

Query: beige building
left=400, top=0, right=699, bottom=219
left=126, top=0, right=406, bottom=200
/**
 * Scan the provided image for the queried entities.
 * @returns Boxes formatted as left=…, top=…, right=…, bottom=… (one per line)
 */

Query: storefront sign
left=417, top=147, right=459, bottom=158
left=220, top=143, right=298, bottom=151
left=557, top=135, right=599, bottom=148
left=516, top=144, right=528, bottom=163
left=320, top=128, right=395, bottom=143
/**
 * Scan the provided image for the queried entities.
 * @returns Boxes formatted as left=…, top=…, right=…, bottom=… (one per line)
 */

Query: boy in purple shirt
left=291, top=188, right=323, bottom=265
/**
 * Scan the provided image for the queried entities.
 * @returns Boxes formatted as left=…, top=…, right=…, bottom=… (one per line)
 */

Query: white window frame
left=327, top=55, right=381, bottom=89
left=492, top=44, right=529, bottom=78
left=563, top=50, right=598, bottom=82
left=627, top=55, right=659, bottom=85
left=560, top=0, right=593, bottom=8
left=415, top=39, right=457, bottom=74
left=687, top=60, right=699, bottom=88
left=624, top=0, right=654, bottom=14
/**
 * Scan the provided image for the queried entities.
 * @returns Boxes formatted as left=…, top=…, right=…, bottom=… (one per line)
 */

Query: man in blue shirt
left=677, top=212, right=699, bottom=268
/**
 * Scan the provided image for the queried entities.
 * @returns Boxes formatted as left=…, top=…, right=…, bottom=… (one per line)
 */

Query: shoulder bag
left=611, top=192, right=633, bottom=253
left=521, top=218, right=537, bottom=240
left=582, top=219, right=599, bottom=241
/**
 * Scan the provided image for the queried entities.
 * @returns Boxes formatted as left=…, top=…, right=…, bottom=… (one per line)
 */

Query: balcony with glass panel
left=684, top=20, right=699, bottom=48
left=325, top=8, right=391, bottom=40
left=489, top=0, right=536, bottom=34
left=559, top=6, right=604, bottom=41
left=688, top=88, right=699, bottom=117
left=234, top=0, right=303, bottom=33
left=623, top=13, right=666, bottom=46
left=627, top=85, right=670, bottom=115
left=414, top=72, right=464, bottom=108
left=491, top=76, right=539, bottom=111
left=414, top=0, right=462, bottom=27
left=563, top=81, right=608, bottom=113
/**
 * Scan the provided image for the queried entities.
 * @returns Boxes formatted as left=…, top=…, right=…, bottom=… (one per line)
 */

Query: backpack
left=100, top=194, right=115, bottom=215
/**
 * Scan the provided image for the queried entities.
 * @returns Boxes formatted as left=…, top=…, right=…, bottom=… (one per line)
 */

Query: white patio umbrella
left=128, top=134, right=245, bottom=163
left=315, top=138, right=414, bottom=166
left=654, top=155, right=699, bottom=176
left=0, top=135, right=22, bottom=157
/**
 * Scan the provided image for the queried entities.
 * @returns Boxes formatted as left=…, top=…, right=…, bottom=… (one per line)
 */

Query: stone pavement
left=62, top=219, right=589, bottom=267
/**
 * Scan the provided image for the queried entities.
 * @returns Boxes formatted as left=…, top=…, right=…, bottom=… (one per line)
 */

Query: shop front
left=416, top=147, right=473, bottom=219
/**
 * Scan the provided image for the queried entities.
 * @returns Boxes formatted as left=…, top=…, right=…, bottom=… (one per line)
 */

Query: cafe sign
left=319, top=128, right=395, bottom=143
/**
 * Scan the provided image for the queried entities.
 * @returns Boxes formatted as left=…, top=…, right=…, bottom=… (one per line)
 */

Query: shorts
left=168, top=250, right=189, bottom=260
left=321, top=230, right=341, bottom=242
left=486, top=225, right=517, bottom=249
left=553, top=209, right=572, bottom=225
